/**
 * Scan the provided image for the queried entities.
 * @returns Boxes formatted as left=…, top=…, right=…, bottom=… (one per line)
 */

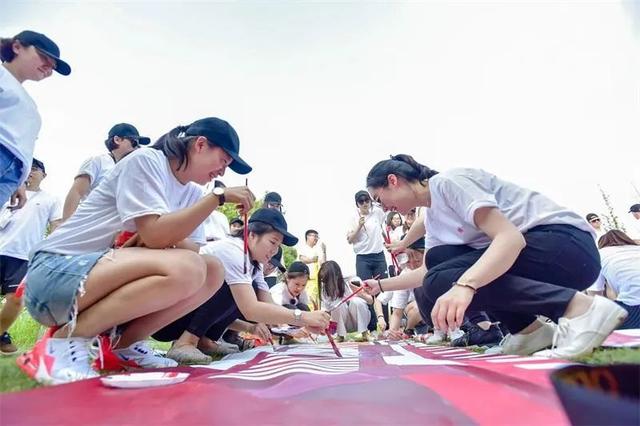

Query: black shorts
left=0, top=255, right=28, bottom=295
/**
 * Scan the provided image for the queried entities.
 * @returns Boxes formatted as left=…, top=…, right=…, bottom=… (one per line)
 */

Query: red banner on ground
left=2, top=342, right=570, bottom=425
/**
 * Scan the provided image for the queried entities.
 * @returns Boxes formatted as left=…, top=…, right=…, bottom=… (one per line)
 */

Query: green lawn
left=1, top=310, right=639, bottom=393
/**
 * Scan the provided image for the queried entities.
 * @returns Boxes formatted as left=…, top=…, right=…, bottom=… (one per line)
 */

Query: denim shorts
left=0, top=143, right=23, bottom=207
left=24, top=250, right=108, bottom=327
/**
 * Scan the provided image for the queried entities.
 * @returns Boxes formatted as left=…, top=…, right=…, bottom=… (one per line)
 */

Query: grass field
left=1, top=308, right=639, bottom=393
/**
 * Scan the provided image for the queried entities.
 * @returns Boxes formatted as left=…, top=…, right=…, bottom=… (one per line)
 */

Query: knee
left=201, top=255, right=224, bottom=295
left=169, top=251, right=207, bottom=294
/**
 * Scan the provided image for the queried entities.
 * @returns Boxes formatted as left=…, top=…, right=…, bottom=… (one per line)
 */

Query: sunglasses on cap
left=357, top=198, right=371, bottom=205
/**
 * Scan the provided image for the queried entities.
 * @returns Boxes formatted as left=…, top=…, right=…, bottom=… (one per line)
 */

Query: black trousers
left=413, top=224, right=600, bottom=334
left=356, top=251, right=389, bottom=331
left=153, top=281, right=257, bottom=342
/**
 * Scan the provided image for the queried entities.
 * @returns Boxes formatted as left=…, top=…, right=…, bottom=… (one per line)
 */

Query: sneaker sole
left=0, top=349, right=19, bottom=356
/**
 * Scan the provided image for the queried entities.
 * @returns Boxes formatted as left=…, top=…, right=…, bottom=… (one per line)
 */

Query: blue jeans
left=0, top=144, right=23, bottom=207
left=414, top=224, right=600, bottom=334
left=24, top=250, right=107, bottom=327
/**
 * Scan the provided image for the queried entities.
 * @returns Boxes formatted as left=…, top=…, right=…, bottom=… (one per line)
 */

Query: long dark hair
left=366, top=154, right=438, bottom=189
left=230, top=222, right=276, bottom=240
left=386, top=211, right=402, bottom=229
left=0, top=36, right=23, bottom=63
left=152, top=125, right=215, bottom=171
left=598, top=230, right=638, bottom=249
left=318, top=260, right=346, bottom=301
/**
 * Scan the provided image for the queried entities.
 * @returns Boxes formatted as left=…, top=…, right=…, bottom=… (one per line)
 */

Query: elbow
left=511, top=231, right=526, bottom=252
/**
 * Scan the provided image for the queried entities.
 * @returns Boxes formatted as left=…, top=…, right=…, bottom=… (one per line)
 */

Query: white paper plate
left=100, top=372, right=189, bottom=389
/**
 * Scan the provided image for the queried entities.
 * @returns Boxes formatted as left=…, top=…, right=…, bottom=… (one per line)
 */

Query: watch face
left=213, top=187, right=224, bottom=196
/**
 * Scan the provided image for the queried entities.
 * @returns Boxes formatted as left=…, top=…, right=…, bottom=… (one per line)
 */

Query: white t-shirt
left=320, top=279, right=355, bottom=310
left=0, top=65, right=41, bottom=185
left=200, top=237, right=269, bottom=291
left=349, top=206, right=386, bottom=255
left=34, top=149, right=205, bottom=256
left=0, top=190, right=62, bottom=260
left=269, top=282, right=310, bottom=306
left=589, top=245, right=640, bottom=306
left=203, top=210, right=230, bottom=241
left=297, top=242, right=325, bottom=277
left=424, top=168, right=595, bottom=249
left=76, top=153, right=116, bottom=192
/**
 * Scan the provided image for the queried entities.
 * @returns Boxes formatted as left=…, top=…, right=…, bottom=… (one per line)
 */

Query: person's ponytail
left=151, top=125, right=196, bottom=170
left=366, top=154, right=438, bottom=188
left=0, top=37, right=17, bottom=63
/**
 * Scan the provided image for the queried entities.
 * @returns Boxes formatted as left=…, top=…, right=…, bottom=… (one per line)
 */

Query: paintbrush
left=243, top=178, right=249, bottom=274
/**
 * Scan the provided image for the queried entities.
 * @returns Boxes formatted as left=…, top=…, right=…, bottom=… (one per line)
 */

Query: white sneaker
left=34, top=337, right=99, bottom=385
left=447, top=328, right=464, bottom=341
left=114, top=341, right=178, bottom=368
left=426, top=329, right=446, bottom=344
left=499, top=320, right=556, bottom=356
left=216, top=339, right=240, bottom=354
left=535, top=296, right=628, bottom=359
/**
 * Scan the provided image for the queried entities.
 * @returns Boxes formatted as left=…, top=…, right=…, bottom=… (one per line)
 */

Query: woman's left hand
left=431, top=285, right=475, bottom=331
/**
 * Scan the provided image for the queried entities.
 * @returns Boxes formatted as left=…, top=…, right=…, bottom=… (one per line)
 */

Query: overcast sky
left=4, top=1, right=639, bottom=275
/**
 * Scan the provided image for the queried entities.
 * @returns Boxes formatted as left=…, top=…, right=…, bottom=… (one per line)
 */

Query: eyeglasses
left=589, top=218, right=601, bottom=223
left=357, top=198, right=371, bottom=205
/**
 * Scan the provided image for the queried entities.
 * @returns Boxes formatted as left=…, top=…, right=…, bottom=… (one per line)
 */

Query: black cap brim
left=271, top=224, right=298, bottom=247
left=269, top=256, right=286, bottom=273
left=227, top=151, right=252, bottom=175
left=138, top=137, right=151, bottom=146
left=37, top=48, right=71, bottom=76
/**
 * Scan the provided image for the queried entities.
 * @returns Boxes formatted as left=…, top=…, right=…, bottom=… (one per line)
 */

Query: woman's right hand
left=224, top=186, right=255, bottom=211
left=363, top=279, right=381, bottom=296
left=302, top=310, right=331, bottom=329
left=385, top=240, right=406, bottom=255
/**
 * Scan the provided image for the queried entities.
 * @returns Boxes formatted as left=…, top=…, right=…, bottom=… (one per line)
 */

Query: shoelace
left=89, top=336, right=105, bottom=369
left=549, top=320, right=570, bottom=355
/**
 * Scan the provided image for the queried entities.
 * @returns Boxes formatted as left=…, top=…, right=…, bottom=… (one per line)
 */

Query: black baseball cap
left=15, top=30, right=71, bottom=76
left=186, top=117, right=251, bottom=175
left=31, top=158, right=45, bottom=173
left=265, top=192, right=282, bottom=204
left=249, top=208, right=298, bottom=246
left=230, top=217, right=244, bottom=227
left=287, top=261, right=309, bottom=275
left=585, top=213, right=600, bottom=222
left=107, top=123, right=151, bottom=145
left=269, top=247, right=285, bottom=273
left=630, top=204, right=640, bottom=213
left=355, top=190, right=371, bottom=204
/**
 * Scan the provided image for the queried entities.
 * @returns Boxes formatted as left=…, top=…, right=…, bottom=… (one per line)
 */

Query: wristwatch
left=212, top=186, right=225, bottom=205
left=293, top=309, right=303, bottom=322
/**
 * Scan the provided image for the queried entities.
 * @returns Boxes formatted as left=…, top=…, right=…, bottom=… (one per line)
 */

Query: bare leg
left=53, top=248, right=208, bottom=339
left=0, top=293, right=22, bottom=334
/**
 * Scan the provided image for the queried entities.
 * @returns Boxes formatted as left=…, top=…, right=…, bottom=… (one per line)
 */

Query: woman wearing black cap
left=0, top=31, right=71, bottom=209
left=363, top=154, right=628, bottom=359
left=153, top=208, right=331, bottom=364
left=20, top=118, right=255, bottom=384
